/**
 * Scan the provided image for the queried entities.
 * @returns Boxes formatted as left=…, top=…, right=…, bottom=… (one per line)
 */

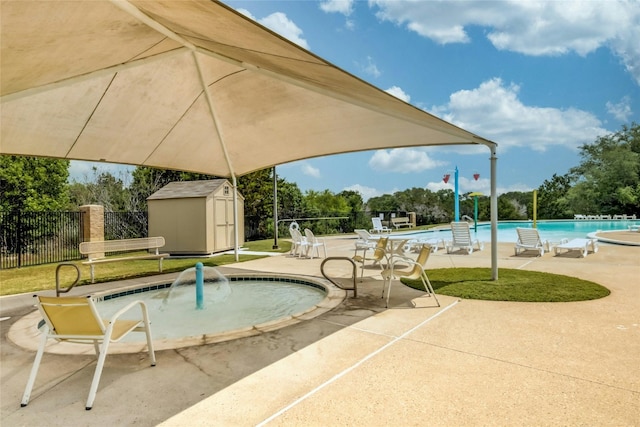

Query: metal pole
left=273, top=166, right=279, bottom=249
left=533, top=190, right=537, bottom=228
left=454, top=166, right=460, bottom=222
left=195, top=262, right=204, bottom=310
left=490, top=145, right=498, bottom=280
left=474, top=196, right=478, bottom=232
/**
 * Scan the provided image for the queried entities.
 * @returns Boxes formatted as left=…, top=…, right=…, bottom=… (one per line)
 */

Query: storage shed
left=147, top=180, right=244, bottom=255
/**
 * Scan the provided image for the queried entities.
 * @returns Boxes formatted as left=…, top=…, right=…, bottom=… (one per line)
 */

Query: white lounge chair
left=370, top=217, right=391, bottom=234
left=554, top=238, right=598, bottom=258
left=21, top=295, right=156, bottom=410
left=514, top=227, right=551, bottom=256
left=353, top=229, right=377, bottom=257
left=304, top=228, right=327, bottom=259
left=446, top=222, right=484, bottom=254
left=407, top=238, right=445, bottom=253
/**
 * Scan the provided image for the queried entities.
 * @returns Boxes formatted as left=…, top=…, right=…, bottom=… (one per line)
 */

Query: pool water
left=402, top=220, right=639, bottom=243
left=95, top=279, right=327, bottom=342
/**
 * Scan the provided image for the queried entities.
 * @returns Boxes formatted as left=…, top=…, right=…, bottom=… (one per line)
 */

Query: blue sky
left=70, top=0, right=640, bottom=200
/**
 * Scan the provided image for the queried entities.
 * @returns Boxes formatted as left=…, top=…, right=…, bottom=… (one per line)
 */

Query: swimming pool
left=400, top=220, right=640, bottom=243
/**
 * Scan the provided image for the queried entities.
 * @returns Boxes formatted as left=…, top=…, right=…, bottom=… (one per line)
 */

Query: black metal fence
left=104, top=211, right=148, bottom=240
left=0, top=209, right=407, bottom=269
left=0, top=211, right=149, bottom=269
left=0, top=211, right=84, bottom=269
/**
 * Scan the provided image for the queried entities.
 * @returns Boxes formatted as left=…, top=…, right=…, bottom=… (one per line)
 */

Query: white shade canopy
left=1, top=0, right=498, bottom=277
left=1, top=0, right=495, bottom=176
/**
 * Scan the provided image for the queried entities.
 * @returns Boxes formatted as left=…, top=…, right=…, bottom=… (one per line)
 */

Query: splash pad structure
left=9, top=266, right=345, bottom=354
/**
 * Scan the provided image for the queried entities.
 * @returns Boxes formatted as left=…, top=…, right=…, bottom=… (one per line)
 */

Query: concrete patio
left=1, top=234, right=639, bottom=426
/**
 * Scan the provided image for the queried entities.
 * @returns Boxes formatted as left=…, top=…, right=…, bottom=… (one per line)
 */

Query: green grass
left=0, top=239, right=291, bottom=296
left=402, top=268, right=610, bottom=302
left=2, top=238, right=612, bottom=303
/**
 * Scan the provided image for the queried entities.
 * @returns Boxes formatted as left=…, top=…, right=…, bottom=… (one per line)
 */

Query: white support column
left=489, top=143, right=498, bottom=280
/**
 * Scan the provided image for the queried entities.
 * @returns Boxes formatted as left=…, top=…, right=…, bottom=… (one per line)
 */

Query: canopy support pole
left=191, top=51, right=240, bottom=261
left=110, top=0, right=240, bottom=260
left=488, top=143, right=498, bottom=280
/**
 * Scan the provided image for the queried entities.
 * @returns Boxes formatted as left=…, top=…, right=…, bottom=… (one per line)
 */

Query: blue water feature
left=195, top=262, right=204, bottom=310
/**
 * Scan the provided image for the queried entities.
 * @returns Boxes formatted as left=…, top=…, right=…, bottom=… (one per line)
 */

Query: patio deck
left=1, top=236, right=638, bottom=426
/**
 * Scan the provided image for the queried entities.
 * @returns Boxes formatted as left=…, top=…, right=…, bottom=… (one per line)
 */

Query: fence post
left=17, top=211, right=22, bottom=268
left=79, top=205, right=105, bottom=258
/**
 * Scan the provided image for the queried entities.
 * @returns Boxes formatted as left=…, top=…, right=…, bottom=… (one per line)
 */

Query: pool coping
left=7, top=273, right=346, bottom=355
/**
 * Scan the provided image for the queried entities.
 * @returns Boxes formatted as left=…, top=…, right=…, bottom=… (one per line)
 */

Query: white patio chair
left=352, top=236, right=389, bottom=279
left=304, top=228, right=327, bottom=259
left=21, top=295, right=156, bottom=410
left=289, top=227, right=309, bottom=257
left=381, top=244, right=439, bottom=308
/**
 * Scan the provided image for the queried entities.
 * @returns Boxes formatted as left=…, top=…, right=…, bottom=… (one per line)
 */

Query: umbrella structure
left=0, top=0, right=498, bottom=278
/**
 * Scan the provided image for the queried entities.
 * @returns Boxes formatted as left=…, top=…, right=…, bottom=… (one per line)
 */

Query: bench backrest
left=79, top=237, right=165, bottom=255
left=392, top=217, right=409, bottom=224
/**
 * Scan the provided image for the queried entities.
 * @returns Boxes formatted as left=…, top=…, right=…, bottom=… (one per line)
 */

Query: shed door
left=214, top=198, right=234, bottom=250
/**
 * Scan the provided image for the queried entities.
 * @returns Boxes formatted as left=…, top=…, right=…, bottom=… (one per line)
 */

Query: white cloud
left=606, top=96, right=633, bottom=122
left=319, top=0, right=354, bottom=16
left=361, top=56, right=381, bottom=78
left=385, top=86, right=410, bottom=102
left=237, top=9, right=309, bottom=49
left=301, top=162, right=321, bottom=178
left=342, top=184, right=379, bottom=201
left=369, top=0, right=640, bottom=85
left=368, top=148, right=446, bottom=173
left=345, top=19, right=355, bottom=31
left=430, top=78, right=609, bottom=152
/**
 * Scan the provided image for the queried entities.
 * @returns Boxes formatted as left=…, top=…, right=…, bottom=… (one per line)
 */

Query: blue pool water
left=400, top=220, right=639, bottom=243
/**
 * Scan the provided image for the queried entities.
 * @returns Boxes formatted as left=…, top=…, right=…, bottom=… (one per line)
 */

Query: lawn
left=0, top=239, right=291, bottom=296
left=402, top=267, right=610, bottom=302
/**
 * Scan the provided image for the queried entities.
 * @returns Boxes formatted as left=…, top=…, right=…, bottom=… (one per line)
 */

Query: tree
left=568, top=123, right=640, bottom=215
left=366, top=194, right=399, bottom=213
left=0, top=156, right=70, bottom=259
left=68, top=168, right=130, bottom=211
left=537, top=173, right=573, bottom=219
left=128, top=167, right=214, bottom=211
left=0, top=156, right=69, bottom=213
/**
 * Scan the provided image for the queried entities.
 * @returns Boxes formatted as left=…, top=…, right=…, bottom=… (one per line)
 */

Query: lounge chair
left=354, top=229, right=377, bottom=246
left=445, top=222, right=484, bottom=254
left=514, top=227, right=551, bottom=256
left=304, top=228, right=327, bottom=259
left=554, top=238, right=598, bottom=257
left=370, top=217, right=391, bottom=234
left=407, top=237, right=445, bottom=253
left=353, top=236, right=389, bottom=279
left=21, top=295, right=156, bottom=410
left=381, top=244, right=439, bottom=308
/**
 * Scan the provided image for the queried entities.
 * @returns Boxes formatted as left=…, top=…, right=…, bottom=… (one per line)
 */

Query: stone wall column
left=80, top=205, right=104, bottom=258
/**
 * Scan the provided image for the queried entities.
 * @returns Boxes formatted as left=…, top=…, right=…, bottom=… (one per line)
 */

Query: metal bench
left=79, top=237, right=169, bottom=283
left=391, top=217, right=413, bottom=229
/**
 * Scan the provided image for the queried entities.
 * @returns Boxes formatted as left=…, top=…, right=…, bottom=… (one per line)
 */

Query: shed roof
left=147, top=179, right=235, bottom=200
